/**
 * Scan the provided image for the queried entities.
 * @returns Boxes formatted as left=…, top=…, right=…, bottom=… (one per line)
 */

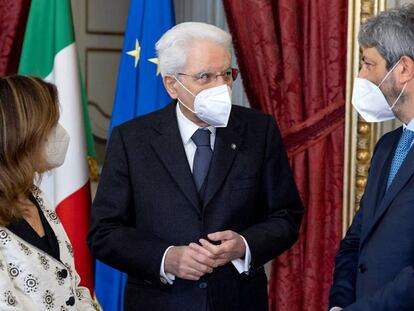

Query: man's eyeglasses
left=177, top=68, right=239, bottom=85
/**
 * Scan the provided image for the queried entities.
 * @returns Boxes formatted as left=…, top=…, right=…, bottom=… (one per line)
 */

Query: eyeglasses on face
left=176, top=68, right=239, bottom=85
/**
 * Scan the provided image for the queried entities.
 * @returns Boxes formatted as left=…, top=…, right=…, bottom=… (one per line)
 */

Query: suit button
left=66, top=296, right=75, bottom=306
left=199, top=282, right=207, bottom=289
left=58, top=269, right=68, bottom=279
left=358, top=264, right=366, bottom=273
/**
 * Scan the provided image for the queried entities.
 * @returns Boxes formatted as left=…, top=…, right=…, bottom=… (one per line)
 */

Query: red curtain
left=223, top=0, right=347, bottom=310
left=0, top=0, right=31, bottom=76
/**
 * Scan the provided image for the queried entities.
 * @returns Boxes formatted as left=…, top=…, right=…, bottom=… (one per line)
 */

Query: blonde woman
left=0, top=76, right=95, bottom=310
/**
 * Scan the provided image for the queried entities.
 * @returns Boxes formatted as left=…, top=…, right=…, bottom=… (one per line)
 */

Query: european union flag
left=94, top=1, right=175, bottom=310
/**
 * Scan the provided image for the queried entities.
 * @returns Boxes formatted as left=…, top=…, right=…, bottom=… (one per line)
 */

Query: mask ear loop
left=389, top=82, right=407, bottom=110
left=173, top=76, right=197, bottom=114
left=378, top=59, right=401, bottom=88
left=377, top=59, right=406, bottom=111
left=174, top=76, right=196, bottom=97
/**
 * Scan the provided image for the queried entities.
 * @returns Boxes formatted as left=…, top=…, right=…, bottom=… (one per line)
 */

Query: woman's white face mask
left=44, top=123, right=70, bottom=169
left=174, top=77, right=232, bottom=128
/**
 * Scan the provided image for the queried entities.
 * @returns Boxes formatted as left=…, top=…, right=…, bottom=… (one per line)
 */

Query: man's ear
left=397, top=56, right=414, bottom=84
left=163, top=75, right=178, bottom=99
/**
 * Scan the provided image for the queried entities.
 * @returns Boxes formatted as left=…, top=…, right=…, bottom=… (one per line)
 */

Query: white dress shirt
left=159, top=104, right=252, bottom=284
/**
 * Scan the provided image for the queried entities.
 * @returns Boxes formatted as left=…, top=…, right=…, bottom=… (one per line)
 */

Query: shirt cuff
left=231, top=235, right=251, bottom=274
left=329, top=307, right=342, bottom=311
left=160, top=246, right=175, bottom=284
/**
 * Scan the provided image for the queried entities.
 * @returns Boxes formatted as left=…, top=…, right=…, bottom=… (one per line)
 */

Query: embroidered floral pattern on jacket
left=55, top=267, right=66, bottom=286
left=64, top=262, right=73, bottom=278
left=24, top=273, right=39, bottom=293
left=65, top=241, right=74, bottom=258
left=18, top=241, right=32, bottom=256
left=32, top=186, right=59, bottom=225
left=38, top=252, right=50, bottom=270
left=32, top=187, right=44, bottom=206
left=0, top=230, right=11, bottom=245
left=42, top=290, right=55, bottom=310
left=43, top=209, right=60, bottom=225
left=3, top=290, right=17, bottom=306
left=7, top=263, right=21, bottom=279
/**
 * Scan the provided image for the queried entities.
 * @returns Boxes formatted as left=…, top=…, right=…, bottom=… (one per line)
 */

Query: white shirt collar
left=404, top=118, right=414, bottom=132
left=176, top=102, right=215, bottom=145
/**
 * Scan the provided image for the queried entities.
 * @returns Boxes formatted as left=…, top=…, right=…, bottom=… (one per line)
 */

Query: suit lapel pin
left=231, top=143, right=237, bottom=150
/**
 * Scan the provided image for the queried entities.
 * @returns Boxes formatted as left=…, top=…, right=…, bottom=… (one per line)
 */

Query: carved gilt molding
left=343, top=0, right=386, bottom=235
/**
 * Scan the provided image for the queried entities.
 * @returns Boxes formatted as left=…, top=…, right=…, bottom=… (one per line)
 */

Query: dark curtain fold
left=0, top=0, right=31, bottom=77
left=223, top=0, right=347, bottom=310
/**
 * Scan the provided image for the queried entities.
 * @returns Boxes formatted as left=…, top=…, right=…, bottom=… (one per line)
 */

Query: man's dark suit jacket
left=88, top=102, right=303, bottom=311
left=329, top=126, right=414, bottom=311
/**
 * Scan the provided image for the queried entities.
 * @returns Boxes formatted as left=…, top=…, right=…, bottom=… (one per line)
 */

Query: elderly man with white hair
left=88, top=22, right=303, bottom=311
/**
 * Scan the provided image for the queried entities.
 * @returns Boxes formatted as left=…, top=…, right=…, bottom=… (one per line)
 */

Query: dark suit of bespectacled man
left=88, top=22, right=303, bottom=311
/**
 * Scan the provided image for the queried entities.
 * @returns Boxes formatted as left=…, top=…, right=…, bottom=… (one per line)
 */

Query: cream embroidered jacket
left=0, top=188, right=96, bottom=311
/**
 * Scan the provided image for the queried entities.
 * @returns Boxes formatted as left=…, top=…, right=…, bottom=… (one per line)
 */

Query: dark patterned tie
left=387, top=129, right=414, bottom=189
left=192, top=129, right=213, bottom=191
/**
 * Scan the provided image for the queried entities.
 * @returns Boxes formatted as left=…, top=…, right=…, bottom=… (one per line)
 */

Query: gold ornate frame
left=343, top=0, right=387, bottom=235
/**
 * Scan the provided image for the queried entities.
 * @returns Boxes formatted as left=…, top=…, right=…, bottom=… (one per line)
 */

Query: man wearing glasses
left=88, top=22, right=303, bottom=311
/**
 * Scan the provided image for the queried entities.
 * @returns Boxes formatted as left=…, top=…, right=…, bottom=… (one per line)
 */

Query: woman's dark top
left=7, top=194, right=60, bottom=261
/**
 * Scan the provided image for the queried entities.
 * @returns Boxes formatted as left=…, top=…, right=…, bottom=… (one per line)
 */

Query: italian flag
left=18, top=0, right=95, bottom=293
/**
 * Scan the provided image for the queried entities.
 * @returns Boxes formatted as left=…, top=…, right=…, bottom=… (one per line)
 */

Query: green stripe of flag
left=19, top=0, right=74, bottom=77
left=79, top=65, right=97, bottom=160
left=18, top=0, right=96, bottom=159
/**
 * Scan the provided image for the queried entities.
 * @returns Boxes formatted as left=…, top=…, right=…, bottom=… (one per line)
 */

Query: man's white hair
left=155, top=22, right=232, bottom=77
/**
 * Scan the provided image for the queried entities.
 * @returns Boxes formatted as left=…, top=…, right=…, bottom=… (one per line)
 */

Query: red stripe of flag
left=56, top=181, right=94, bottom=294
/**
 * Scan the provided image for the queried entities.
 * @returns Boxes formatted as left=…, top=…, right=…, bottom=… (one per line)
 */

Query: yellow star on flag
left=148, top=57, right=161, bottom=75
left=126, top=39, right=141, bottom=68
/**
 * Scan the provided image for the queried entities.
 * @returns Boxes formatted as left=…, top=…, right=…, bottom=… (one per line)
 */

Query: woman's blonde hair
left=0, top=75, right=59, bottom=226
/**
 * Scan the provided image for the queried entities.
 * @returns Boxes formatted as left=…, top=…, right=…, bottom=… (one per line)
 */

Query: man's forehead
left=183, top=43, right=231, bottom=72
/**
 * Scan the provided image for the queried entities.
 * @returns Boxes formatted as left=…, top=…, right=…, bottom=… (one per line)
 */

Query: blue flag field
left=94, top=1, right=175, bottom=310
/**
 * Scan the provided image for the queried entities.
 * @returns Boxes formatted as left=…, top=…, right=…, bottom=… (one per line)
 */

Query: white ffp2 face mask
left=351, top=60, right=406, bottom=123
left=175, top=78, right=232, bottom=127
left=45, top=123, right=70, bottom=169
